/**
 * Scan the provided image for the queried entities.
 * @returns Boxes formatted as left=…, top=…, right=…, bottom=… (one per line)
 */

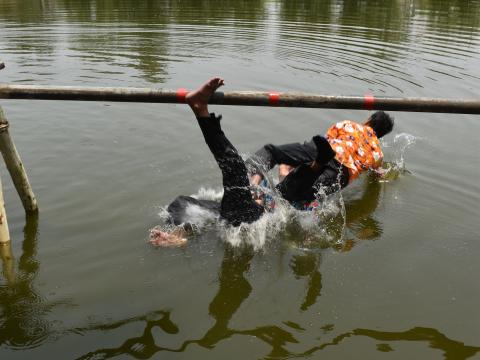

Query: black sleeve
left=245, top=140, right=317, bottom=176
left=276, top=160, right=349, bottom=203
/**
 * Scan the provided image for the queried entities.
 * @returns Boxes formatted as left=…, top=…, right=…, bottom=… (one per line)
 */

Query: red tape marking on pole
left=269, top=92, right=280, bottom=106
left=176, top=88, right=188, bottom=103
left=364, top=94, right=375, bottom=110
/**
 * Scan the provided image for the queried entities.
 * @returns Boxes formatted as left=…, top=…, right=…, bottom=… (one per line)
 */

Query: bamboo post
left=0, top=174, right=10, bottom=243
left=0, top=237, right=15, bottom=285
left=0, top=242, right=15, bottom=285
left=0, top=107, right=38, bottom=213
left=0, top=84, right=479, bottom=114
left=0, top=173, right=14, bottom=285
left=0, top=61, right=14, bottom=283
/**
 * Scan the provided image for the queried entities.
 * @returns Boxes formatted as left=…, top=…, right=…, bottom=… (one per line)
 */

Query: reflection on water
left=282, top=175, right=383, bottom=251
left=73, top=187, right=479, bottom=359
left=301, top=327, right=480, bottom=359
left=76, top=245, right=300, bottom=359
left=69, top=178, right=441, bottom=360
left=1, top=0, right=479, bottom=358
left=2, top=180, right=476, bottom=358
left=290, top=251, right=322, bottom=312
left=74, top=310, right=179, bottom=359
left=2, top=0, right=479, bottom=30
left=1, top=0, right=479, bottom=87
left=0, top=215, right=73, bottom=350
left=341, top=176, right=383, bottom=248
left=0, top=215, right=50, bottom=349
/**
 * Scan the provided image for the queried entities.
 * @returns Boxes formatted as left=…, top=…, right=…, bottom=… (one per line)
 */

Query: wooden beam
left=0, top=84, right=479, bottom=114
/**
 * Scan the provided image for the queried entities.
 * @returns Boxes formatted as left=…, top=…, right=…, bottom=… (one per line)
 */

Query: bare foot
left=149, top=228, right=187, bottom=247
left=186, top=77, right=225, bottom=118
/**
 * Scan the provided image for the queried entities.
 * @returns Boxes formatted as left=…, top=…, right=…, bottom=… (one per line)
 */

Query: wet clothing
left=167, top=195, right=220, bottom=228
left=245, top=139, right=349, bottom=203
left=326, top=120, right=383, bottom=181
left=168, top=114, right=264, bottom=227
left=246, top=120, right=384, bottom=204
left=167, top=118, right=382, bottom=226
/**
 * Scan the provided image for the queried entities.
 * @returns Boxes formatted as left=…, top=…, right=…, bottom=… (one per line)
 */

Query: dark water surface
left=1, top=0, right=480, bottom=359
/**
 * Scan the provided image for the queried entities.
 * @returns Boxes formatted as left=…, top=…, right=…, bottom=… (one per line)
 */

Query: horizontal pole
left=0, top=84, right=479, bottom=114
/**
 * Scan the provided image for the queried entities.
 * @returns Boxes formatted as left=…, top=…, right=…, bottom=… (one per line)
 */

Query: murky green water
left=1, top=0, right=479, bottom=359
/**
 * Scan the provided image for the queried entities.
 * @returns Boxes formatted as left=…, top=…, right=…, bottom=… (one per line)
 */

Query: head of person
left=365, top=111, right=394, bottom=138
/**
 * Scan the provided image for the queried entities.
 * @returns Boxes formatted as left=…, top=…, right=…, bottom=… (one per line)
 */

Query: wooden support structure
left=0, top=150, right=14, bottom=282
left=0, top=172, right=13, bottom=286
left=0, top=107, right=38, bottom=213
left=0, top=174, right=10, bottom=243
left=0, top=61, right=11, bottom=246
left=0, top=242, right=14, bottom=285
left=0, top=84, right=479, bottom=114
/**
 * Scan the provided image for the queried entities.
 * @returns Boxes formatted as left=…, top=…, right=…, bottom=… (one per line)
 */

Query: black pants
left=168, top=114, right=264, bottom=227
left=245, top=140, right=349, bottom=203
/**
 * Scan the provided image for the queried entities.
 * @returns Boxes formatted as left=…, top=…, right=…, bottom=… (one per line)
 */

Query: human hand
left=278, top=164, right=294, bottom=181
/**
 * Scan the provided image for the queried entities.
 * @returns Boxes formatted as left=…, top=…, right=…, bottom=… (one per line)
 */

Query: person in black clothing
left=247, top=109, right=394, bottom=207
left=151, top=78, right=262, bottom=246
left=246, top=138, right=349, bottom=205
left=150, top=77, right=335, bottom=246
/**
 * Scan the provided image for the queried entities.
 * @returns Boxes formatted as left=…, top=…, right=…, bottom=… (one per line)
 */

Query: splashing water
left=154, top=134, right=418, bottom=250
left=155, top=185, right=348, bottom=251
left=392, top=133, right=417, bottom=169
left=374, top=133, right=417, bottom=182
left=191, top=187, right=224, bottom=201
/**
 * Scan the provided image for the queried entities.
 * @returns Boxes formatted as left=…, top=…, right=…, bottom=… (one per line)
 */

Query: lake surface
left=0, top=0, right=479, bottom=359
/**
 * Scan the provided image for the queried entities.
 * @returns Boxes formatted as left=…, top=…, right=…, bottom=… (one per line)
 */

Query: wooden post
left=0, top=174, right=10, bottom=243
left=0, top=243, right=15, bottom=285
left=0, top=107, right=38, bottom=213
left=0, top=170, right=14, bottom=284
left=0, top=241, right=15, bottom=285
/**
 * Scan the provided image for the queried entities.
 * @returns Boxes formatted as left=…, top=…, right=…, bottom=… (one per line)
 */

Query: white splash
left=391, top=132, right=417, bottom=169
left=155, top=134, right=419, bottom=250
left=223, top=199, right=293, bottom=250
left=375, top=132, right=418, bottom=182
left=184, top=203, right=219, bottom=228
left=191, top=187, right=224, bottom=201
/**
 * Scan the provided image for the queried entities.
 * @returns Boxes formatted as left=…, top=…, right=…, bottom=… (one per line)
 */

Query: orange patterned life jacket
left=326, top=120, right=383, bottom=182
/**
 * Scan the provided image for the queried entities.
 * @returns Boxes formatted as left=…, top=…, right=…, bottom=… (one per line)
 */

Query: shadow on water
left=0, top=214, right=66, bottom=349
left=73, top=178, right=479, bottom=360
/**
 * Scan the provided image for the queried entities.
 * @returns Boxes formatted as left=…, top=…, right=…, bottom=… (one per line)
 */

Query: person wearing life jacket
left=246, top=111, right=394, bottom=209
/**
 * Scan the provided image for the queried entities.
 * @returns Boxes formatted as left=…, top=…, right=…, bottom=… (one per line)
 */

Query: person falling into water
left=246, top=106, right=394, bottom=210
left=150, top=77, right=394, bottom=246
